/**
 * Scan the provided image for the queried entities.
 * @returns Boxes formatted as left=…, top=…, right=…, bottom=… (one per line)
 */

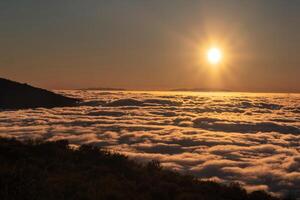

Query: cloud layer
left=0, top=91, right=300, bottom=197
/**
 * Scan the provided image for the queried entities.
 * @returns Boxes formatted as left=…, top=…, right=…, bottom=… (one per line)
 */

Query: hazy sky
left=1, top=0, right=300, bottom=92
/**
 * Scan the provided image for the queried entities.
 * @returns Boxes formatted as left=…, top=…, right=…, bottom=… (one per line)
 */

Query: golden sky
left=1, top=1, right=299, bottom=92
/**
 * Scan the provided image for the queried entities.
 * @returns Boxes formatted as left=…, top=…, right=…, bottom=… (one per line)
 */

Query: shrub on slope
left=0, top=138, right=290, bottom=200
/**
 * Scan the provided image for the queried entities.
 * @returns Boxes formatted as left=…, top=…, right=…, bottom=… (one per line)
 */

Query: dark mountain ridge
left=0, top=78, right=79, bottom=109
left=0, top=138, right=289, bottom=200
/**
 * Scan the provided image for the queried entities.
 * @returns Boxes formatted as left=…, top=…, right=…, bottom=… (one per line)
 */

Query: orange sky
left=1, top=1, right=299, bottom=92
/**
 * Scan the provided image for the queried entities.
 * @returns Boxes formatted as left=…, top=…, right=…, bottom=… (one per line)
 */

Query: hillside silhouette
left=0, top=138, right=292, bottom=200
left=0, top=78, right=79, bottom=109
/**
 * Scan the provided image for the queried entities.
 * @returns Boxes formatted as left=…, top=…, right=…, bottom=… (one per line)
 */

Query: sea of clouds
left=1, top=90, right=300, bottom=197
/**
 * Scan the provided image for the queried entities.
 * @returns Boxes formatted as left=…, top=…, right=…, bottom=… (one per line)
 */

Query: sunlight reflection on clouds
left=0, top=91, right=300, bottom=196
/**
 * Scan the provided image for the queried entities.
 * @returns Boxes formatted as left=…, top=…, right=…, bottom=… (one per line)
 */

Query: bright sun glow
left=207, top=47, right=222, bottom=65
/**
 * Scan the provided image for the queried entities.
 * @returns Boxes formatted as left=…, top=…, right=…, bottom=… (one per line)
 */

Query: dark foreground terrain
left=0, top=138, right=293, bottom=200
left=0, top=78, right=79, bottom=109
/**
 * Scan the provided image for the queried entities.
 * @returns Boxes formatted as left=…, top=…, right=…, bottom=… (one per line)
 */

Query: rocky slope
left=0, top=78, right=79, bottom=109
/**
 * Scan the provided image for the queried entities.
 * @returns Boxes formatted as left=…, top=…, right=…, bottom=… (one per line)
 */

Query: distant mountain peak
left=0, top=77, right=79, bottom=109
left=171, top=88, right=231, bottom=92
left=78, top=87, right=126, bottom=91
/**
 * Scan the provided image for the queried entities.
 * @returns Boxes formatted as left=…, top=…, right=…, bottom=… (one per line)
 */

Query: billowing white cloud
left=0, top=91, right=300, bottom=197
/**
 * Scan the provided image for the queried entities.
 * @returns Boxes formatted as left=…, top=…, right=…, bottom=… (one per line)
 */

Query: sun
left=207, top=47, right=222, bottom=65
